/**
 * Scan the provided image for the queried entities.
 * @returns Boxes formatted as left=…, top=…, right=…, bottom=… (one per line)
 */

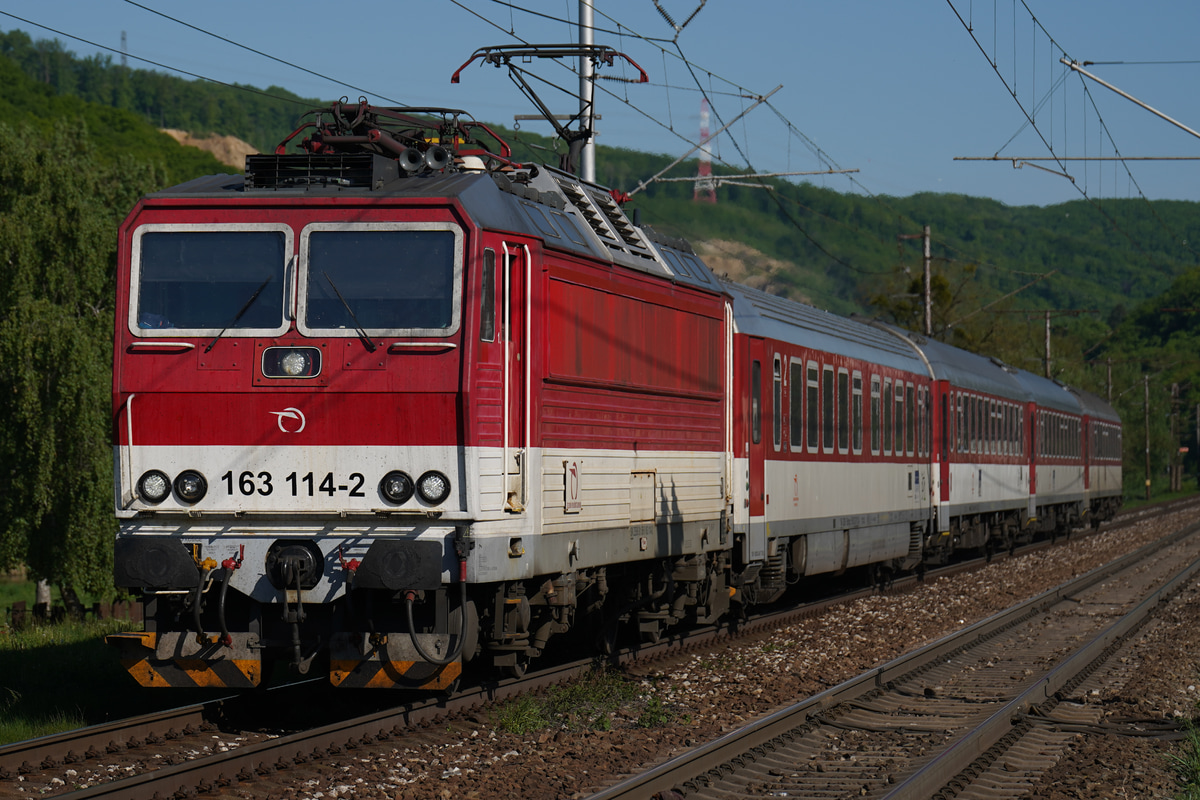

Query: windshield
left=132, top=227, right=289, bottom=335
left=301, top=224, right=461, bottom=336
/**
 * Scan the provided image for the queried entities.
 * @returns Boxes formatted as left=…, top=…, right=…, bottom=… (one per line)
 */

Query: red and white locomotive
left=107, top=100, right=1122, bottom=690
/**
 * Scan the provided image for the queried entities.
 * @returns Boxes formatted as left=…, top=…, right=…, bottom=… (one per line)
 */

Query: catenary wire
left=120, top=0, right=402, bottom=105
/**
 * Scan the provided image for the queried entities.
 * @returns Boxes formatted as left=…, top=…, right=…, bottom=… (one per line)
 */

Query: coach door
left=501, top=241, right=530, bottom=513
left=1026, top=404, right=1038, bottom=517
left=747, top=338, right=767, bottom=521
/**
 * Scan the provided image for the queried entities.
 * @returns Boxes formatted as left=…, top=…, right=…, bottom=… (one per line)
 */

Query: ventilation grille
left=244, top=154, right=398, bottom=189
left=554, top=176, right=656, bottom=263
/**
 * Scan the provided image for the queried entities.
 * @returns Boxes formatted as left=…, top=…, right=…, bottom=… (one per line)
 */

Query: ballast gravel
left=244, top=508, right=1200, bottom=800
left=8, top=508, right=1200, bottom=800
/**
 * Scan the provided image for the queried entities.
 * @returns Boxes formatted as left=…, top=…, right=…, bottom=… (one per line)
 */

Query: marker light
left=416, top=471, right=451, bottom=505
left=379, top=471, right=414, bottom=504
left=138, top=470, right=171, bottom=503
left=173, top=470, right=208, bottom=504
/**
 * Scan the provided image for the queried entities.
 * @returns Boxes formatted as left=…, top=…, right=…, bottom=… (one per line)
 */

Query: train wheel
left=597, top=619, right=620, bottom=655
left=501, top=653, right=529, bottom=679
left=639, top=621, right=664, bottom=645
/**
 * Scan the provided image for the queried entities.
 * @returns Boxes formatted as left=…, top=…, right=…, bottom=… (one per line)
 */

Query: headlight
left=173, top=470, right=208, bottom=504
left=416, top=471, right=451, bottom=504
left=261, top=346, right=321, bottom=379
left=379, top=471, right=414, bottom=504
left=137, top=470, right=171, bottom=504
left=280, top=351, right=310, bottom=376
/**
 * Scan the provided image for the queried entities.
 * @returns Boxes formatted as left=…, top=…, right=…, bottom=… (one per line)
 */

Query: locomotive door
left=501, top=241, right=530, bottom=513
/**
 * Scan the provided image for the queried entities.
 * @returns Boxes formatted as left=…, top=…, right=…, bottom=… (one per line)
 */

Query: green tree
left=0, top=123, right=164, bottom=599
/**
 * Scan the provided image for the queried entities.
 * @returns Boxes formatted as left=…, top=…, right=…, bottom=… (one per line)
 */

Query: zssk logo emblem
left=271, top=407, right=306, bottom=433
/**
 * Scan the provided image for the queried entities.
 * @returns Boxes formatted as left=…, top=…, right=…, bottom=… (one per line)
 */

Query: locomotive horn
left=397, top=147, right=425, bottom=173
left=424, top=145, right=451, bottom=171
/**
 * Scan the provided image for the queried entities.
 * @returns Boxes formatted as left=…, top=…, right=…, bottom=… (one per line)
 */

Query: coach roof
left=723, top=281, right=928, bottom=375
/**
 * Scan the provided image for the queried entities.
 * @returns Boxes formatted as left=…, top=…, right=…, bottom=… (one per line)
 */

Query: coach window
left=882, top=378, right=893, bottom=456
left=772, top=356, right=782, bottom=451
left=822, top=365, right=835, bottom=454
left=837, top=369, right=850, bottom=453
left=962, top=396, right=969, bottom=453
left=480, top=248, right=496, bottom=342
left=982, top=398, right=990, bottom=454
left=991, top=400, right=999, bottom=455
left=895, top=382, right=906, bottom=457
left=852, top=372, right=864, bottom=454
left=967, top=395, right=976, bottom=454
left=789, top=360, right=803, bottom=450
left=1005, top=403, right=1011, bottom=454
left=806, top=364, right=819, bottom=453
left=870, top=376, right=881, bottom=454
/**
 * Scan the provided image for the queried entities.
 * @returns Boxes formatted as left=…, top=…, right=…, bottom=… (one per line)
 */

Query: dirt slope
left=161, top=129, right=257, bottom=169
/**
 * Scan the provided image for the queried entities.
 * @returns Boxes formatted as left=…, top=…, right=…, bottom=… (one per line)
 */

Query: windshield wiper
left=204, top=274, right=273, bottom=353
left=323, top=271, right=377, bottom=352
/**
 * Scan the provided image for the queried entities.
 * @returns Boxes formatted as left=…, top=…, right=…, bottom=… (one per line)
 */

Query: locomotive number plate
left=220, top=470, right=367, bottom=498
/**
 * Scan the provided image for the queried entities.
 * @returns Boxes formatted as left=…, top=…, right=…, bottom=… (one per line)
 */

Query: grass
left=0, top=617, right=136, bottom=743
left=1122, top=479, right=1199, bottom=512
left=493, top=668, right=680, bottom=735
left=1169, top=721, right=1200, bottom=799
left=0, top=576, right=215, bottom=746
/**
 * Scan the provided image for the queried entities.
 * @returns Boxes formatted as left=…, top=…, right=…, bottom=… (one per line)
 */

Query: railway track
left=2, top=497, right=1194, bottom=799
left=586, top=515, right=1200, bottom=800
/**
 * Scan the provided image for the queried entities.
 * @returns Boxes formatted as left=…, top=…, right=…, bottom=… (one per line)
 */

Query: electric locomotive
left=107, top=102, right=734, bottom=689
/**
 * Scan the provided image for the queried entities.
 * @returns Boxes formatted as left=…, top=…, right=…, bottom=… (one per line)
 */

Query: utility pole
left=923, top=225, right=932, bottom=336
left=1106, top=357, right=1113, bottom=402
left=578, top=0, right=596, bottom=183
left=897, top=225, right=932, bottom=336
left=1171, top=382, right=1181, bottom=492
left=1145, top=374, right=1151, bottom=501
left=1044, top=311, right=1053, bottom=379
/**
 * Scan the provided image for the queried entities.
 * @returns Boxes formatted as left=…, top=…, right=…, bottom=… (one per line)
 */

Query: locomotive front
left=107, top=109, right=495, bottom=690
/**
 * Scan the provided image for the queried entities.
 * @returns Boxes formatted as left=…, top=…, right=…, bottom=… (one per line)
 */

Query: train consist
left=107, top=99, right=1122, bottom=690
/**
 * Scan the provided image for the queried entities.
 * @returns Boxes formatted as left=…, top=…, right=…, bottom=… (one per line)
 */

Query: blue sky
left=3, top=1, right=1199, bottom=207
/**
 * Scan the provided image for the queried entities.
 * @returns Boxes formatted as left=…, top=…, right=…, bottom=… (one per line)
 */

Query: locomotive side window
left=131, top=226, right=290, bottom=336
left=751, top=360, right=762, bottom=445
left=870, top=376, right=881, bottom=455
left=773, top=356, right=782, bottom=451
left=789, top=360, right=803, bottom=449
left=480, top=248, right=496, bottom=342
left=299, top=222, right=462, bottom=337
left=822, top=365, right=834, bottom=454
